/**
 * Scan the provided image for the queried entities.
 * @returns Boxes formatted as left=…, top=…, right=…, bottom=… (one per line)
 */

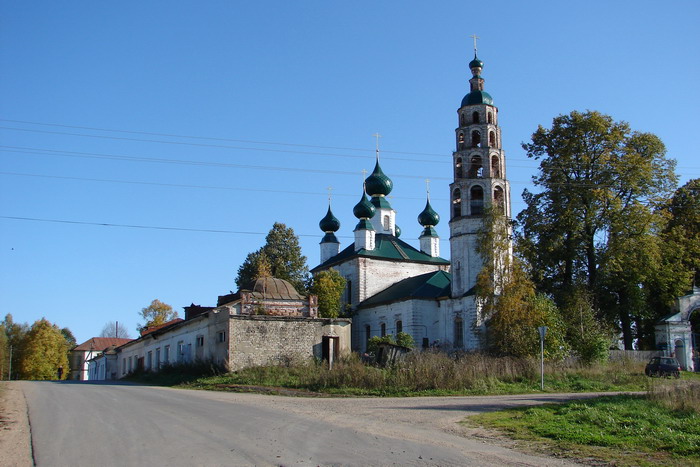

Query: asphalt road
left=21, top=381, right=591, bottom=467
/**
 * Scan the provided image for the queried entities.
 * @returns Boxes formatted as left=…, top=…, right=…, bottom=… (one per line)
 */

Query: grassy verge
left=169, top=353, right=657, bottom=396
left=466, top=380, right=700, bottom=466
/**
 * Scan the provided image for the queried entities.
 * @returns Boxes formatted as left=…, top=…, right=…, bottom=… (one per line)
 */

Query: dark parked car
left=645, top=356, right=681, bottom=378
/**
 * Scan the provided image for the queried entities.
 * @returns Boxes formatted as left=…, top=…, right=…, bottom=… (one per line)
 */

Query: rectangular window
left=147, top=351, right=152, bottom=370
left=346, top=279, right=352, bottom=305
left=122, top=358, right=126, bottom=375
left=218, top=331, right=226, bottom=343
left=155, top=348, right=161, bottom=370
left=164, top=345, right=170, bottom=363
left=128, top=356, right=132, bottom=372
left=196, top=335, right=204, bottom=347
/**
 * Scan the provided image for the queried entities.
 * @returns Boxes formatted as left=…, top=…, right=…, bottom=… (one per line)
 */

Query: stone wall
left=228, top=315, right=351, bottom=371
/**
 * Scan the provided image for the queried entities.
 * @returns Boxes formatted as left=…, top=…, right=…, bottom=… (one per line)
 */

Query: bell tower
left=449, top=44, right=512, bottom=298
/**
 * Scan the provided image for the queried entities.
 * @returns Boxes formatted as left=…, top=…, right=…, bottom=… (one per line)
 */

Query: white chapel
left=311, top=50, right=512, bottom=352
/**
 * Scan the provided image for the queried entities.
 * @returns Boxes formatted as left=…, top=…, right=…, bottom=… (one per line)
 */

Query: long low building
left=88, top=277, right=351, bottom=379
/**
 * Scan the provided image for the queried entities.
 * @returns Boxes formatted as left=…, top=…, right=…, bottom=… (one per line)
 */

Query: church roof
left=357, top=270, right=452, bottom=308
left=311, top=233, right=449, bottom=272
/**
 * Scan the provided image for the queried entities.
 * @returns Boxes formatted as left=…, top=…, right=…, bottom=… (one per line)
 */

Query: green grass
left=467, top=393, right=700, bottom=466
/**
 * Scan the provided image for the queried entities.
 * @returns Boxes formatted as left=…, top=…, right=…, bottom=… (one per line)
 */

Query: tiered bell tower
left=449, top=45, right=512, bottom=298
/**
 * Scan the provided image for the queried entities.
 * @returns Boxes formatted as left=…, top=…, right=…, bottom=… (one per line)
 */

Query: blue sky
left=2, top=1, right=699, bottom=343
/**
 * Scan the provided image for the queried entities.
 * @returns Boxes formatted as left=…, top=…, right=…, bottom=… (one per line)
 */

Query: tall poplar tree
left=236, top=223, right=309, bottom=293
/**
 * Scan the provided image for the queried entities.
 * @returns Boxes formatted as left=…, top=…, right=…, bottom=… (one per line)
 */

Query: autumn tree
left=138, top=299, right=178, bottom=331
left=18, top=318, right=70, bottom=380
left=309, top=269, right=347, bottom=318
left=475, top=208, right=568, bottom=359
left=236, top=223, right=309, bottom=293
left=99, top=321, right=132, bottom=339
left=517, top=110, right=677, bottom=348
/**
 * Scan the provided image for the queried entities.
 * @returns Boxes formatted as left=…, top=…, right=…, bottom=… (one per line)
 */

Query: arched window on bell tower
left=491, top=155, right=501, bottom=178
left=452, top=188, right=462, bottom=218
left=489, top=131, right=496, bottom=148
left=458, top=132, right=465, bottom=150
left=487, top=112, right=493, bottom=124
left=468, top=155, right=483, bottom=178
left=455, top=157, right=463, bottom=178
left=494, top=186, right=505, bottom=213
left=472, top=111, right=479, bottom=123
left=470, top=185, right=484, bottom=215
left=471, top=130, right=481, bottom=148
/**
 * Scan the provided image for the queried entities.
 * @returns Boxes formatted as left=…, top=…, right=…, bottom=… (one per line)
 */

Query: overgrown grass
left=173, top=352, right=653, bottom=396
left=467, top=380, right=700, bottom=466
left=123, top=360, right=225, bottom=386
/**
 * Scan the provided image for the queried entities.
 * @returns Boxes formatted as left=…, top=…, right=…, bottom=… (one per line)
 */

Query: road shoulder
left=0, top=382, right=33, bottom=467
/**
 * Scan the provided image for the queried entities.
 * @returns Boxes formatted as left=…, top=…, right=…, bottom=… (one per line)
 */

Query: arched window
left=458, top=132, right=465, bottom=150
left=454, top=317, right=464, bottom=348
left=396, top=320, right=402, bottom=334
left=452, top=188, right=462, bottom=218
left=487, top=112, right=493, bottom=124
left=489, top=131, right=496, bottom=147
left=346, top=279, right=352, bottom=305
left=383, top=215, right=390, bottom=231
left=494, top=186, right=505, bottom=213
left=470, top=186, right=484, bottom=215
left=365, top=325, right=371, bottom=349
left=468, top=155, right=483, bottom=178
left=380, top=323, right=386, bottom=337
left=471, top=130, right=481, bottom=148
left=460, top=113, right=465, bottom=127
left=455, top=157, right=463, bottom=178
left=491, top=155, right=501, bottom=178
left=472, top=111, right=479, bottom=123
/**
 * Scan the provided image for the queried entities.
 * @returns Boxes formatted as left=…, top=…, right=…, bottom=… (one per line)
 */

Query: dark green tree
left=2, top=314, right=28, bottom=380
left=309, top=269, right=347, bottom=318
left=517, top=110, right=677, bottom=348
left=236, top=222, right=309, bottom=293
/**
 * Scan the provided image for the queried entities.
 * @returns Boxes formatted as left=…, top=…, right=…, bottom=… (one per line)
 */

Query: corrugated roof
left=312, top=234, right=449, bottom=272
left=357, top=270, right=452, bottom=308
left=73, top=337, right=133, bottom=351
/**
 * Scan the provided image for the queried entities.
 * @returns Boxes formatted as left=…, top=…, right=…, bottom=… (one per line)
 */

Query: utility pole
left=538, top=326, right=547, bottom=390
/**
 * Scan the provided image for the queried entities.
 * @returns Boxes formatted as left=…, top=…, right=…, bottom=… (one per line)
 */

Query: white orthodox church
left=311, top=52, right=512, bottom=352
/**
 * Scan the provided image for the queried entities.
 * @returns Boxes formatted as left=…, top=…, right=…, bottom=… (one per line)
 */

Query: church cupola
left=319, top=203, right=341, bottom=263
left=418, top=191, right=440, bottom=257
left=353, top=188, right=376, bottom=251
left=365, top=137, right=397, bottom=235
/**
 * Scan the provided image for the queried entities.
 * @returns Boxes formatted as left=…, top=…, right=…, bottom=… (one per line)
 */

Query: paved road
left=21, top=381, right=594, bottom=466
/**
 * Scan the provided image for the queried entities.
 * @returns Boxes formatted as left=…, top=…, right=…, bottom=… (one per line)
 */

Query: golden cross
left=470, top=34, right=479, bottom=55
left=372, top=132, right=382, bottom=160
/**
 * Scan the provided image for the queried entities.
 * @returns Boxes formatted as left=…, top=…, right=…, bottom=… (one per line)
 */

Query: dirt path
left=0, top=382, right=32, bottom=467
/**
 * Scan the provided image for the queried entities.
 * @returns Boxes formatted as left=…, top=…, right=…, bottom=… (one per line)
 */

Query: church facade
left=312, top=52, right=512, bottom=352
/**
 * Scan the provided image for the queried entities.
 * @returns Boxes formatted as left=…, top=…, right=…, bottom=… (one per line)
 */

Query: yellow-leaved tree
left=18, top=318, right=70, bottom=380
left=138, top=299, right=179, bottom=332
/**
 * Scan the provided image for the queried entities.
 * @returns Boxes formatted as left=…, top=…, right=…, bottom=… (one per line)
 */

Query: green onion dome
left=461, top=90, right=493, bottom=107
left=469, top=55, right=484, bottom=71
left=417, top=198, right=440, bottom=227
left=353, top=191, right=376, bottom=219
left=365, top=160, right=393, bottom=197
left=319, top=206, right=340, bottom=233
left=394, top=224, right=401, bottom=238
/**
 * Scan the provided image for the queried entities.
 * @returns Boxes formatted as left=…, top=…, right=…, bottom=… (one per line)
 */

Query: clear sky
left=2, top=1, right=699, bottom=344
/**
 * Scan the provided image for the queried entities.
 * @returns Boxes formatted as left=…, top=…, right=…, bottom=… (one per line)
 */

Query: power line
left=0, top=171, right=447, bottom=201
